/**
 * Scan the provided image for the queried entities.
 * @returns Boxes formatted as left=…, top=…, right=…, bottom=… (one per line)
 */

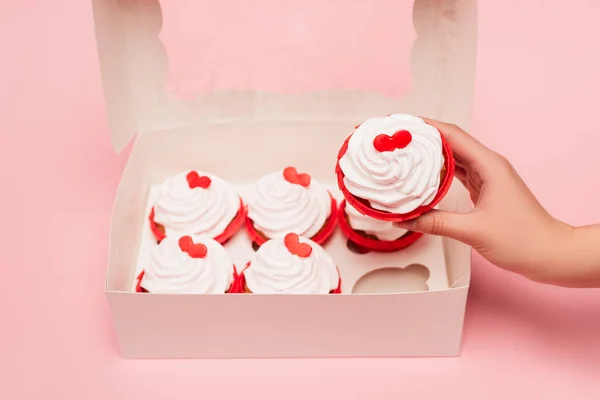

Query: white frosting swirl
left=141, top=235, right=235, bottom=294
left=345, top=203, right=408, bottom=241
left=338, top=114, right=444, bottom=214
left=153, top=171, right=239, bottom=237
left=247, top=170, right=331, bottom=239
left=244, top=236, right=339, bottom=294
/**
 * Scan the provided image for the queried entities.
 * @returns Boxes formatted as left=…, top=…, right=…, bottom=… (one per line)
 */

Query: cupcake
left=336, top=114, right=454, bottom=222
left=245, top=167, right=337, bottom=247
left=239, top=233, right=342, bottom=294
left=338, top=200, right=423, bottom=253
left=149, top=170, right=246, bottom=243
left=136, top=234, right=239, bottom=294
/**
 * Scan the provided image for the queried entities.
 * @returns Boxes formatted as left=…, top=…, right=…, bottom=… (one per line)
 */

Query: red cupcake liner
left=233, top=262, right=251, bottom=293
left=149, top=197, right=247, bottom=244
left=335, top=129, right=455, bottom=223
left=228, top=265, right=245, bottom=294
left=238, top=262, right=342, bottom=294
left=135, top=270, right=145, bottom=292
left=331, top=275, right=342, bottom=294
left=337, top=200, right=423, bottom=252
left=245, top=192, right=338, bottom=247
left=136, top=266, right=242, bottom=294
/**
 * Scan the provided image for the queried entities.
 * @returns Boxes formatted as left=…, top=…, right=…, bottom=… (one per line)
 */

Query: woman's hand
left=395, top=119, right=600, bottom=288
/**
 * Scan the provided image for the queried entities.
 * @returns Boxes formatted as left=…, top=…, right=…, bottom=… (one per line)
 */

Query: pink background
left=160, top=0, right=415, bottom=97
left=2, top=0, right=600, bottom=399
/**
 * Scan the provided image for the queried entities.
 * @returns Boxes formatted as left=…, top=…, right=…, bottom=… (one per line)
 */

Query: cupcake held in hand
left=239, top=233, right=342, bottom=294
left=149, top=170, right=246, bottom=244
left=136, top=235, right=239, bottom=294
left=338, top=200, right=423, bottom=253
left=336, top=114, right=454, bottom=222
left=245, top=167, right=337, bottom=247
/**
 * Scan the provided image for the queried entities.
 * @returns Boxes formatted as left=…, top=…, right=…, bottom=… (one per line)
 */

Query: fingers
left=394, top=210, right=477, bottom=244
left=421, top=118, right=491, bottom=166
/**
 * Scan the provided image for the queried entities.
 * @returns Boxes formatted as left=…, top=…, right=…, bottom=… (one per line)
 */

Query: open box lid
left=93, top=0, right=477, bottom=153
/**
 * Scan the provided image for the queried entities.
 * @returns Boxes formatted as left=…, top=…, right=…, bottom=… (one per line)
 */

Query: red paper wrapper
left=245, top=192, right=338, bottom=247
left=135, top=271, right=146, bottom=293
left=335, top=130, right=455, bottom=223
left=136, top=266, right=241, bottom=294
left=149, top=197, right=247, bottom=244
left=337, top=200, right=423, bottom=252
left=228, top=265, right=245, bottom=294
left=237, top=262, right=342, bottom=294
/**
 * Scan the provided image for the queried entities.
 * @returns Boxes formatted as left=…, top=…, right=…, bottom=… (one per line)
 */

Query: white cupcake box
left=95, top=0, right=477, bottom=358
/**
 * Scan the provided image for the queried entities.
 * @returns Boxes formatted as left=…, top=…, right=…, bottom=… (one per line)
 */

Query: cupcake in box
left=338, top=200, right=423, bottom=253
left=245, top=167, right=337, bottom=247
left=336, top=114, right=454, bottom=222
left=239, top=233, right=341, bottom=294
left=149, top=170, right=246, bottom=244
left=136, top=234, right=240, bottom=294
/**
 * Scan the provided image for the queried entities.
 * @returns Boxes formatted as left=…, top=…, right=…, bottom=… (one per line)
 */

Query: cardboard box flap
left=94, top=0, right=477, bottom=154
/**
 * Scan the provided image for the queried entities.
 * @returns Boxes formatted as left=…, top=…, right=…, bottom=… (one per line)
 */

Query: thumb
left=394, top=210, right=475, bottom=243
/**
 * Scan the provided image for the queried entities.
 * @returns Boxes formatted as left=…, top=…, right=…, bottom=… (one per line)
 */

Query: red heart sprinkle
left=373, top=130, right=412, bottom=152
left=283, top=167, right=311, bottom=188
left=284, top=233, right=312, bottom=258
left=178, top=235, right=208, bottom=259
left=186, top=171, right=212, bottom=189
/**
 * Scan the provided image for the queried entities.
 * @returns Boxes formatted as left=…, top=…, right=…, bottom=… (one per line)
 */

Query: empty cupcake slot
left=351, top=264, right=430, bottom=294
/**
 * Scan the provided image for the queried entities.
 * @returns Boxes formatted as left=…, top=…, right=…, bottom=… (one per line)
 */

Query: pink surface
left=2, top=1, right=600, bottom=399
left=161, top=0, right=414, bottom=97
